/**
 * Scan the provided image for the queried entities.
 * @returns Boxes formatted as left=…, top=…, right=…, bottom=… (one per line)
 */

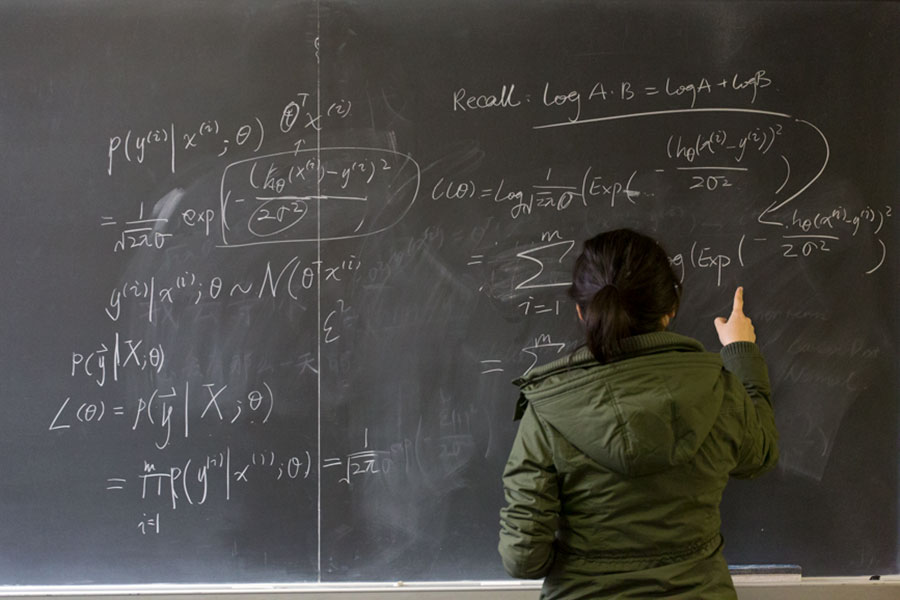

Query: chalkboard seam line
left=315, top=0, right=322, bottom=584
left=532, top=107, right=793, bottom=129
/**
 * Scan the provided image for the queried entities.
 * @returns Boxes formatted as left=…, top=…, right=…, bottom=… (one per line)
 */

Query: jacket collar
left=515, top=331, right=706, bottom=387
left=512, top=332, right=706, bottom=420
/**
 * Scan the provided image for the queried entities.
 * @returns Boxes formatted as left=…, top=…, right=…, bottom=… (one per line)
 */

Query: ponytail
left=570, top=229, right=681, bottom=363
left=584, top=285, right=632, bottom=362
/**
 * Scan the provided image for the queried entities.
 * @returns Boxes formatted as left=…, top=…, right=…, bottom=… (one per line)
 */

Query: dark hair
left=569, top=229, right=682, bottom=363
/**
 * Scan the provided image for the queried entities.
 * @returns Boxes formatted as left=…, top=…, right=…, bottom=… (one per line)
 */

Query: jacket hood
left=514, top=332, right=726, bottom=477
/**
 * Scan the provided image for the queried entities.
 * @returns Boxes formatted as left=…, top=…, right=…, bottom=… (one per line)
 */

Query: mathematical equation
left=98, top=417, right=482, bottom=535
left=667, top=124, right=783, bottom=164
left=433, top=167, right=642, bottom=220
left=452, top=69, right=773, bottom=119
left=70, top=333, right=165, bottom=387
left=218, top=148, right=421, bottom=247
left=431, top=116, right=816, bottom=225
left=468, top=200, right=893, bottom=306
left=763, top=204, right=893, bottom=274
left=102, top=255, right=361, bottom=322
left=107, top=446, right=312, bottom=534
left=65, top=49, right=896, bottom=545
left=105, top=91, right=352, bottom=176
left=50, top=380, right=276, bottom=449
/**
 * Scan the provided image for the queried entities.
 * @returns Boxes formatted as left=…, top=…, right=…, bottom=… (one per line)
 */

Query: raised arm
left=715, top=287, right=778, bottom=478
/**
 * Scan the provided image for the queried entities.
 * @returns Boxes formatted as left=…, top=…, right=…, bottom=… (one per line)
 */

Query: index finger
left=731, top=286, right=744, bottom=315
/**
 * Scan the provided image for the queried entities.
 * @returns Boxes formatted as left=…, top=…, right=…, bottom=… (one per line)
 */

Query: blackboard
left=0, top=0, right=897, bottom=585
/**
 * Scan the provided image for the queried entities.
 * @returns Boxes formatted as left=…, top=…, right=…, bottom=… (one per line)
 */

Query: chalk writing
left=219, top=148, right=421, bottom=247
left=49, top=45, right=895, bottom=547
left=432, top=166, right=642, bottom=218
left=70, top=334, right=165, bottom=387
left=50, top=381, right=276, bottom=450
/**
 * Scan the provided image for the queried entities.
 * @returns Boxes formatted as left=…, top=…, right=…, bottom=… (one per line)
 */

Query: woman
left=498, top=229, right=778, bottom=599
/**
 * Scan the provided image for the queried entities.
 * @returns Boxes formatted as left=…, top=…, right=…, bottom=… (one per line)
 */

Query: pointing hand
left=714, top=287, right=756, bottom=345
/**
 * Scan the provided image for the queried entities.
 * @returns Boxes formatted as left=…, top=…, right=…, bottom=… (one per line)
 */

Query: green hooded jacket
left=498, top=332, right=778, bottom=599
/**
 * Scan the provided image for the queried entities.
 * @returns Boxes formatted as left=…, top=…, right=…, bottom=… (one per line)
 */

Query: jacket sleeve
left=498, top=402, right=560, bottom=579
left=721, top=341, right=779, bottom=478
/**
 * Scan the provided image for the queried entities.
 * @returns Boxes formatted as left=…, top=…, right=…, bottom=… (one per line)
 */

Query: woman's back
left=501, top=333, right=777, bottom=598
left=498, top=229, right=778, bottom=599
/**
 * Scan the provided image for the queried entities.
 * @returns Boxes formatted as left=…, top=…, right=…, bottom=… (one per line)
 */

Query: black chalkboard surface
left=0, top=0, right=897, bottom=585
